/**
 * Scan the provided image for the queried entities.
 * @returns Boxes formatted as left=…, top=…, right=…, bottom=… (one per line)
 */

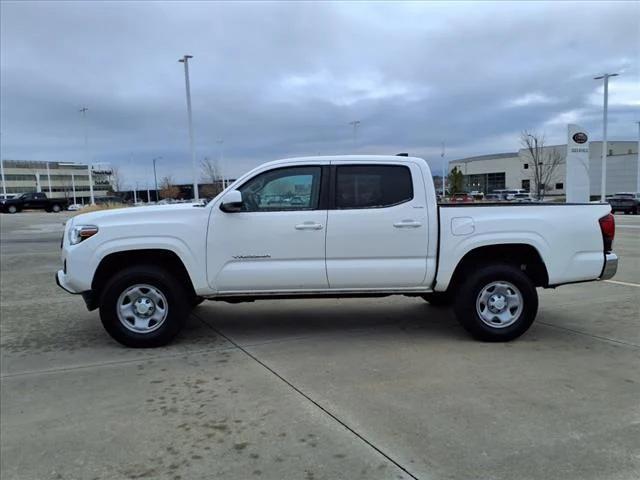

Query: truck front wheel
left=99, top=265, right=189, bottom=347
left=454, top=263, right=538, bottom=342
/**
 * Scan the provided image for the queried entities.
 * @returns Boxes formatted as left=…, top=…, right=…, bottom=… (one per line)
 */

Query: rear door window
left=335, top=165, right=413, bottom=209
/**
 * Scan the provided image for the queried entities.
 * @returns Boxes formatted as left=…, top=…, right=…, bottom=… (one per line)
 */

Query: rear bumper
left=599, top=253, right=618, bottom=280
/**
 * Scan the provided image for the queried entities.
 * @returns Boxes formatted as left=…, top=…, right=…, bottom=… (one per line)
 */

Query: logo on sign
left=572, top=132, right=588, bottom=144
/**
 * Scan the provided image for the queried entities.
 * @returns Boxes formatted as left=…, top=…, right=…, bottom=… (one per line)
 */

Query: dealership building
left=0, top=160, right=113, bottom=203
left=449, top=140, right=639, bottom=197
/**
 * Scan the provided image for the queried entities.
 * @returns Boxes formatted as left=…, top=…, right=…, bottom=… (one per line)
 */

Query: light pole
left=152, top=156, right=161, bottom=202
left=594, top=73, right=619, bottom=202
left=349, top=120, right=361, bottom=148
left=637, top=121, right=640, bottom=194
left=46, top=162, right=52, bottom=195
left=216, top=139, right=225, bottom=189
left=71, top=173, right=76, bottom=205
left=441, top=141, right=446, bottom=197
left=0, top=158, right=6, bottom=197
left=178, top=55, right=199, bottom=201
left=79, top=107, right=95, bottom=204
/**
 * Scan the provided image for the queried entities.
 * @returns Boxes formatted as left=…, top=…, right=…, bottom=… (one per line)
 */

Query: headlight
left=69, top=225, right=99, bottom=245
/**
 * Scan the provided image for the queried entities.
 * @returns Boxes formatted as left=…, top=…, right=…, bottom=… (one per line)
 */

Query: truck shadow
left=191, top=298, right=471, bottom=344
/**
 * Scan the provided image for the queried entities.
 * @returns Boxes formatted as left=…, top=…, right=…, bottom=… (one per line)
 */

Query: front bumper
left=56, top=270, right=98, bottom=310
left=599, top=253, right=618, bottom=280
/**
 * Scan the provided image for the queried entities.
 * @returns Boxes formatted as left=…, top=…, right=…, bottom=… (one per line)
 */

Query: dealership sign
left=566, top=124, right=590, bottom=203
left=572, top=132, right=588, bottom=144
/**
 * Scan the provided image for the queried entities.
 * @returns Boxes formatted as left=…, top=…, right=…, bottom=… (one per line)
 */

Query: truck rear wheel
left=99, top=265, right=189, bottom=347
left=454, top=263, right=538, bottom=342
left=51, top=204, right=62, bottom=212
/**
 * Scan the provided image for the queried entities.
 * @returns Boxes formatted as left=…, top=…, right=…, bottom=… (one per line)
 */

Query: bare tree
left=200, top=156, right=223, bottom=198
left=200, top=156, right=221, bottom=183
left=520, top=131, right=563, bottom=200
left=159, top=175, right=180, bottom=199
left=110, top=166, right=124, bottom=192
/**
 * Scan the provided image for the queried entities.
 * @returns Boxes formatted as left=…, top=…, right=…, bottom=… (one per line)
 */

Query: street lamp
left=349, top=120, right=361, bottom=147
left=441, top=141, right=446, bottom=197
left=178, top=55, right=199, bottom=201
left=594, top=73, right=619, bottom=202
left=216, top=139, right=225, bottom=189
left=79, top=106, right=95, bottom=205
left=152, top=156, right=162, bottom=202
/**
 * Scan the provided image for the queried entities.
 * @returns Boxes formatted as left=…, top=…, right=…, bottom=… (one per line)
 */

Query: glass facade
left=465, top=172, right=505, bottom=193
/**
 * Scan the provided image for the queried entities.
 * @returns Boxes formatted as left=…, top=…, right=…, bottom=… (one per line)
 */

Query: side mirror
left=220, top=190, right=243, bottom=212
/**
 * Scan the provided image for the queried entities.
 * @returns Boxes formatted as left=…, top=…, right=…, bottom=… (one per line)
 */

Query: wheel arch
left=446, top=243, right=549, bottom=293
left=92, top=249, right=197, bottom=303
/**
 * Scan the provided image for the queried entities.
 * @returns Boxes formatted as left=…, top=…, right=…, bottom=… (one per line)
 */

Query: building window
left=608, top=149, right=613, bottom=156
left=629, top=149, right=633, bottom=154
left=486, top=172, right=506, bottom=193
left=522, top=179, right=530, bottom=190
left=523, top=163, right=528, bottom=170
left=555, top=182, right=564, bottom=190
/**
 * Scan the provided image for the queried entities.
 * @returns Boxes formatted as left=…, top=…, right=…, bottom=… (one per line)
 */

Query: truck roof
left=266, top=155, right=426, bottom=168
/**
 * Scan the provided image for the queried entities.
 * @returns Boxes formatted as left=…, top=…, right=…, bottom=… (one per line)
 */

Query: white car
left=67, top=204, right=84, bottom=211
left=56, top=155, right=618, bottom=347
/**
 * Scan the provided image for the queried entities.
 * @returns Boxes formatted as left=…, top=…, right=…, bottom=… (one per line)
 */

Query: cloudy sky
left=1, top=1, right=638, bottom=187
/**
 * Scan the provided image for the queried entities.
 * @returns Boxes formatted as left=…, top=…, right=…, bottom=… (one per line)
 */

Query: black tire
left=421, top=292, right=452, bottom=307
left=51, top=204, right=62, bottom=213
left=99, top=264, right=189, bottom=347
left=7, top=205, right=18, bottom=214
left=453, top=263, right=538, bottom=342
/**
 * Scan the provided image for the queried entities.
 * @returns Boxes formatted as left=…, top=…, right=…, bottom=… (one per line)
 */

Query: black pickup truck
left=0, top=192, right=68, bottom=214
left=608, top=192, right=640, bottom=215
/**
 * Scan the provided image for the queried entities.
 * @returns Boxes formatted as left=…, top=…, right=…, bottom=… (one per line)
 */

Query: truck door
left=325, top=161, right=429, bottom=289
left=207, top=164, right=329, bottom=292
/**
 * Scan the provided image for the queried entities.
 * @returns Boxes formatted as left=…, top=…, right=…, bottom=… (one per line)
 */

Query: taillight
left=598, top=213, right=615, bottom=253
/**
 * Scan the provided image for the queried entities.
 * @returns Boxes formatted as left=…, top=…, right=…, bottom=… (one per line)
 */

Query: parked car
left=608, top=192, right=639, bottom=214
left=57, top=155, right=617, bottom=347
left=512, top=193, right=534, bottom=203
left=67, top=204, right=85, bottom=211
left=449, top=193, right=473, bottom=203
left=0, top=192, right=68, bottom=213
left=484, top=194, right=502, bottom=202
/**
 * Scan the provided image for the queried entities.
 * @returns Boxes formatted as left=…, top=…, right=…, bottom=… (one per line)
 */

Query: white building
left=450, top=141, right=639, bottom=198
left=0, top=160, right=113, bottom=203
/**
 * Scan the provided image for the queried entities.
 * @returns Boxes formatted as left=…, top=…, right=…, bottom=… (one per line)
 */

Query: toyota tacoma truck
left=56, top=155, right=618, bottom=347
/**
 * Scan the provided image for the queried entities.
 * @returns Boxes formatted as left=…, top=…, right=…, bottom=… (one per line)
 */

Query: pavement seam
left=604, top=279, right=640, bottom=288
left=0, top=343, right=240, bottom=379
left=193, top=311, right=421, bottom=480
left=537, top=321, right=640, bottom=349
left=0, top=322, right=392, bottom=379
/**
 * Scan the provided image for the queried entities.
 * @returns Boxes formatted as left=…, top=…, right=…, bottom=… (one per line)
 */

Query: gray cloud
left=1, top=1, right=638, bottom=187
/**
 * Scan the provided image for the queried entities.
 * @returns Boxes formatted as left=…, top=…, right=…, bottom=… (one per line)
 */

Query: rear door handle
left=295, top=222, right=323, bottom=230
left=393, top=220, right=422, bottom=228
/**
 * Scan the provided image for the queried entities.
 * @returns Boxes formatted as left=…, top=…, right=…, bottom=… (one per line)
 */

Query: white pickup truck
left=56, top=155, right=618, bottom=347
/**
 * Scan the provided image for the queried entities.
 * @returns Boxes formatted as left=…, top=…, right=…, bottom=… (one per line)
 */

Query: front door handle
left=393, top=220, right=422, bottom=228
left=295, top=222, right=323, bottom=230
